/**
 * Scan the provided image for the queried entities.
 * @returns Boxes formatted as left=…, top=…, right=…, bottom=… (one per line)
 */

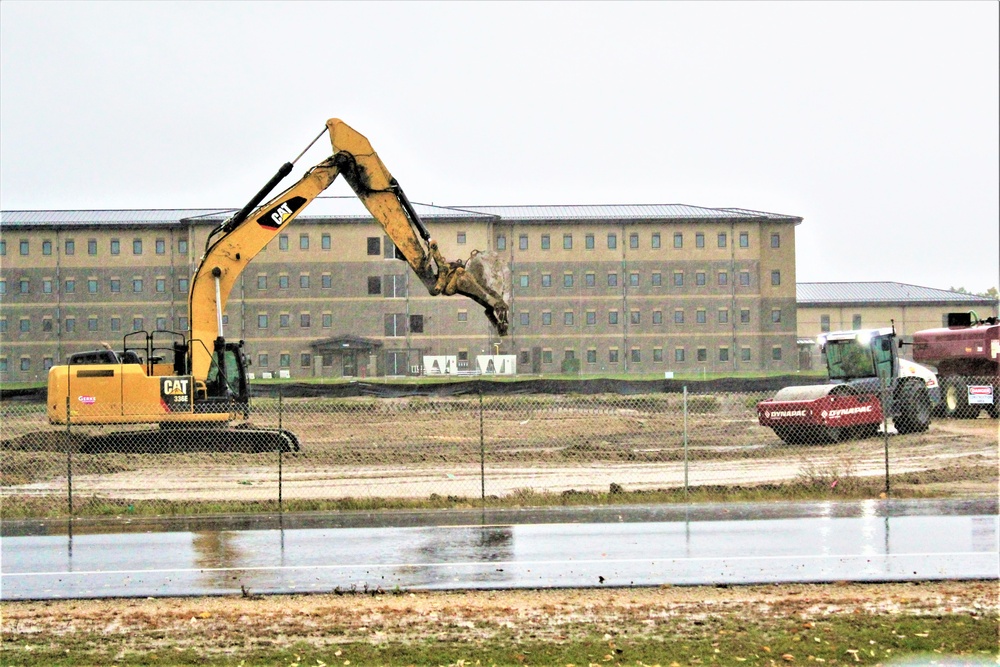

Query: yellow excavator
left=46, top=119, right=511, bottom=452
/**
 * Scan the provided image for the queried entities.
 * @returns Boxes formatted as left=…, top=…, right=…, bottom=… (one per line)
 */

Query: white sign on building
left=476, top=355, right=517, bottom=375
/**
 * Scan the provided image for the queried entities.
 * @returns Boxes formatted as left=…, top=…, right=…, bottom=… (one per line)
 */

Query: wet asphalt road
left=1, top=499, right=996, bottom=600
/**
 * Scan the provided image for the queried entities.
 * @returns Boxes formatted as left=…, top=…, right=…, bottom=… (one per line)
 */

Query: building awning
left=310, top=335, right=384, bottom=353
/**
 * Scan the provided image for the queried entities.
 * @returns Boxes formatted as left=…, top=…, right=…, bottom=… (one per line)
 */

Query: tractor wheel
left=940, top=377, right=977, bottom=419
left=894, top=381, right=932, bottom=434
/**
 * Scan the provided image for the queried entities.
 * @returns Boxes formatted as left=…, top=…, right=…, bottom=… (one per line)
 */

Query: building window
left=673, top=272, right=683, bottom=287
left=177, top=239, right=188, bottom=255
left=607, top=233, right=616, bottom=249
left=696, top=272, right=706, bottom=286
left=673, top=232, right=683, bottom=248
left=65, top=239, right=75, bottom=255
left=651, top=233, right=661, bottom=249
left=258, top=353, right=269, bottom=367
left=697, top=348, right=707, bottom=362
left=629, top=273, right=639, bottom=287
left=653, top=348, right=663, bottom=362
left=457, top=310, right=468, bottom=322
left=322, top=234, right=331, bottom=250
left=300, top=313, right=311, bottom=328
left=718, top=272, right=728, bottom=286
left=155, top=239, right=166, bottom=254
left=279, top=314, right=289, bottom=328
left=300, top=353, right=311, bottom=368
left=43, top=318, right=53, bottom=332
left=496, top=234, right=507, bottom=251
left=384, top=274, right=406, bottom=298
left=630, top=310, right=640, bottom=325
left=254, top=314, right=267, bottom=329
left=132, top=278, right=143, bottom=293
left=564, top=311, right=574, bottom=326
left=739, top=271, right=750, bottom=286
left=718, top=233, right=727, bottom=248
left=541, top=234, right=550, bottom=250
left=772, top=308, right=782, bottom=323
left=20, top=358, right=30, bottom=372
left=695, top=232, right=705, bottom=248
left=20, top=279, right=30, bottom=294
left=110, top=279, right=121, bottom=293
left=563, top=273, right=573, bottom=288
left=299, top=274, right=310, bottom=289
left=132, top=317, right=143, bottom=331
left=652, top=310, right=663, bottom=325
left=771, top=233, right=780, bottom=248
left=586, top=311, right=596, bottom=325
left=520, top=312, right=530, bottom=326
left=409, top=314, right=424, bottom=333
left=719, top=347, right=730, bottom=362
left=155, top=317, right=167, bottom=330
left=64, top=279, right=75, bottom=293
left=257, top=275, right=268, bottom=290
left=585, top=273, right=596, bottom=287
left=631, top=348, right=641, bottom=363
left=739, top=232, right=749, bottom=248
left=852, top=314, right=862, bottom=329
left=585, top=234, right=594, bottom=250
left=718, top=309, right=729, bottom=324
left=820, top=315, right=830, bottom=332
left=367, top=237, right=380, bottom=255
left=42, top=279, right=52, bottom=294
left=279, top=235, right=289, bottom=251
left=42, top=240, right=52, bottom=256
left=772, top=347, right=783, bottom=361
left=133, top=239, right=143, bottom=255
left=741, top=309, right=750, bottom=324
left=177, top=278, right=189, bottom=293
left=771, top=270, right=781, bottom=286
left=563, top=234, right=573, bottom=250
left=280, top=354, right=291, bottom=368
left=110, top=239, right=120, bottom=255
left=110, top=317, right=121, bottom=331
left=156, top=278, right=166, bottom=293
left=279, top=275, right=289, bottom=289
left=587, top=349, right=597, bottom=363
left=456, top=231, right=466, bottom=245
left=609, top=311, right=619, bottom=325
left=519, top=234, right=528, bottom=250
left=542, top=350, right=553, bottom=364
left=675, top=348, right=685, bottom=362
left=609, top=349, right=619, bottom=363
left=741, top=347, right=752, bottom=361
left=368, top=276, right=382, bottom=294
left=696, top=309, right=707, bottom=324
left=322, top=275, right=332, bottom=288
left=0, top=240, right=5, bottom=255
left=88, top=279, right=98, bottom=294
left=322, top=314, right=333, bottom=328
left=88, top=317, right=99, bottom=332
left=651, top=272, right=662, bottom=286
left=19, top=318, right=30, bottom=332
left=629, top=233, right=639, bottom=249
left=385, top=313, right=407, bottom=337
left=88, top=239, right=97, bottom=255
left=542, top=311, right=552, bottom=326
left=607, top=273, right=618, bottom=287
left=674, top=310, right=684, bottom=324
left=541, top=274, right=552, bottom=288
left=300, top=234, right=309, bottom=250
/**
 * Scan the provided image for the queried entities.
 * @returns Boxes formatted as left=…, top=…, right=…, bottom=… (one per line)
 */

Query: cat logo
left=160, top=376, right=193, bottom=411
left=258, top=196, right=306, bottom=230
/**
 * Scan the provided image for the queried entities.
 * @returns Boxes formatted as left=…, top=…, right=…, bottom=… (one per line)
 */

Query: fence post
left=66, top=397, right=73, bottom=517
left=278, top=386, right=283, bottom=511
left=479, top=386, right=485, bottom=507
left=882, top=381, right=890, bottom=498
left=683, top=386, right=689, bottom=500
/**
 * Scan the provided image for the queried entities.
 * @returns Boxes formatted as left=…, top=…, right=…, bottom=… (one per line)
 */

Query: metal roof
left=797, top=282, right=997, bottom=305
left=0, top=209, right=230, bottom=226
left=449, top=204, right=802, bottom=223
left=192, top=197, right=497, bottom=222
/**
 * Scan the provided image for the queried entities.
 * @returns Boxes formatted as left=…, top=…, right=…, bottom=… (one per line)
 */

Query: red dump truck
left=912, top=312, right=999, bottom=419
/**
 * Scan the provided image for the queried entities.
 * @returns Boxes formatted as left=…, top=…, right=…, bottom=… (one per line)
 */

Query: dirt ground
left=3, top=581, right=997, bottom=659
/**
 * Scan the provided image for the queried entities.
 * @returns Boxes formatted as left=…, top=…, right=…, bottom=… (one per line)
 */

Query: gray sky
left=2, top=1, right=997, bottom=293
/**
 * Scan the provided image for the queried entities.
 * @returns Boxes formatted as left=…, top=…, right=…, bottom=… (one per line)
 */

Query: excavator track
left=78, top=426, right=300, bottom=454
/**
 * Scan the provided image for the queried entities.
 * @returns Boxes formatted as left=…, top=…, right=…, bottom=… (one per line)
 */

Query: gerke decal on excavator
left=46, top=119, right=511, bottom=453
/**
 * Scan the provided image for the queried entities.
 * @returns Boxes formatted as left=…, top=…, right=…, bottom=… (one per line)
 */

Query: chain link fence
left=2, top=378, right=997, bottom=520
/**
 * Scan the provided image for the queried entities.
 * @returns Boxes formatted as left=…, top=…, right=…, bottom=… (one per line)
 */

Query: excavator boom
left=188, top=119, right=510, bottom=382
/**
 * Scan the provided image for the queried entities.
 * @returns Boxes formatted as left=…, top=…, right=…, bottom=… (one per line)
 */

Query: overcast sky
left=2, top=1, right=997, bottom=293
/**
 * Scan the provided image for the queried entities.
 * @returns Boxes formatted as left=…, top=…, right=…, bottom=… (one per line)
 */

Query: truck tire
left=894, top=381, right=932, bottom=434
left=940, top=377, right=977, bottom=419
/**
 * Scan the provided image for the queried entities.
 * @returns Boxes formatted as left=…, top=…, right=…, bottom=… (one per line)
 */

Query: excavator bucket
left=465, top=251, right=512, bottom=308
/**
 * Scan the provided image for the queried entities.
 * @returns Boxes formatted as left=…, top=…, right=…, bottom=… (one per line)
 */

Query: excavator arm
left=187, top=119, right=510, bottom=383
